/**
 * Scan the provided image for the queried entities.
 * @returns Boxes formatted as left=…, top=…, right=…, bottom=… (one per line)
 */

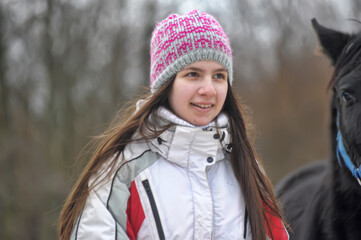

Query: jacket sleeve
left=70, top=148, right=157, bottom=240
left=70, top=187, right=131, bottom=240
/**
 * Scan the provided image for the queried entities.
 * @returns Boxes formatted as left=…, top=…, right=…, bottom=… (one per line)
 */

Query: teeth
left=192, top=103, right=212, bottom=109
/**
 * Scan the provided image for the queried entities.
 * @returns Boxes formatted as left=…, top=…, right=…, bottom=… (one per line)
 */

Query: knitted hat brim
left=151, top=48, right=233, bottom=93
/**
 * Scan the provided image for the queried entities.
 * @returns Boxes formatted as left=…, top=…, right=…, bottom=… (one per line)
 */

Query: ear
left=311, top=18, right=353, bottom=65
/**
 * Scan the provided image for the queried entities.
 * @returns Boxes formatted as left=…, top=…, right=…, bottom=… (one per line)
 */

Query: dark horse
left=276, top=19, right=361, bottom=239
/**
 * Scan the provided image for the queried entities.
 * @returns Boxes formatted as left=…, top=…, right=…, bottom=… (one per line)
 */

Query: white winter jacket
left=71, top=107, right=288, bottom=240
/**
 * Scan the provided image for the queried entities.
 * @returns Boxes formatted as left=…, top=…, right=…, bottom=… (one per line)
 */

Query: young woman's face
left=168, top=60, right=228, bottom=126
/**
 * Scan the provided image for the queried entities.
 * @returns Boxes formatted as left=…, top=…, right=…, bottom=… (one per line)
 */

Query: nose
left=198, top=76, right=216, bottom=96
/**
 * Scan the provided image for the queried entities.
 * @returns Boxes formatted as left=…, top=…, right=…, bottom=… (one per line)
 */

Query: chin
left=191, top=119, right=212, bottom=126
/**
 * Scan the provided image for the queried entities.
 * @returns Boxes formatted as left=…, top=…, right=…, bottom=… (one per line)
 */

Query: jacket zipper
left=142, top=179, right=165, bottom=240
left=243, top=207, right=248, bottom=239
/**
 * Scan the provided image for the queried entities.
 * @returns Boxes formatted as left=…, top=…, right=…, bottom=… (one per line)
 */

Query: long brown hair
left=58, top=78, right=285, bottom=240
left=224, top=85, right=286, bottom=240
left=58, top=80, right=174, bottom=240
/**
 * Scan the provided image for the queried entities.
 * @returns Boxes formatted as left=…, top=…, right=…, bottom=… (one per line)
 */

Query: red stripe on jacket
left=264, top=203, right=289, bottom=240
left=126, top=181, right=145, bottom=240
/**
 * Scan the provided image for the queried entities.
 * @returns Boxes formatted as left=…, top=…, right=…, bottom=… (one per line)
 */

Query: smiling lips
left=191, top=103, right=214, bottom=109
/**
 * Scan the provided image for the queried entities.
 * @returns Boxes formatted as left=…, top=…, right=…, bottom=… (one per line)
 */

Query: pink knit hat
left=150, top=10, right=233, bottom=92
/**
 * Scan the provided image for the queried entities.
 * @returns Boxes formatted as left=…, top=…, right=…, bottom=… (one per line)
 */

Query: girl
left=58, top=10, right=288, bottom=240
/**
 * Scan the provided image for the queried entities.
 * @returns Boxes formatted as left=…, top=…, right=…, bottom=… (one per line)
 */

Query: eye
left=341, top=91, right=356, bottom=106
left=185, top=72, right=198, bottom=78
left=214, top=73, right=226, bottom=80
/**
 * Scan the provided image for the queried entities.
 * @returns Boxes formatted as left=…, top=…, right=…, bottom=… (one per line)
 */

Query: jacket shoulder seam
left=73, top=206, right=84, bottom=240
left=106, top=149, right=154, bottom=208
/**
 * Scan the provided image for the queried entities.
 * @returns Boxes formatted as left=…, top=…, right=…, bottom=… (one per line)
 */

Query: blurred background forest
left=1, top=0, right=361, bottom=239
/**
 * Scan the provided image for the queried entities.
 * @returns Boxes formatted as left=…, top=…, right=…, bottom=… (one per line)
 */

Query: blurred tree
left=0, top=6, right=8, bottom=135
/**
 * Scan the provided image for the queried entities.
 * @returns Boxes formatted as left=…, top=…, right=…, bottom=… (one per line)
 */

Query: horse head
left=276, top=20, right=361, bottom=239
left=312, top=19, right=361, bottom=189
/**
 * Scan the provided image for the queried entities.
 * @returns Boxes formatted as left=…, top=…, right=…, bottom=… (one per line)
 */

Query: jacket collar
left=154, top=107, right=229, bottom=129
left=149, top=107, right=232, bottom=168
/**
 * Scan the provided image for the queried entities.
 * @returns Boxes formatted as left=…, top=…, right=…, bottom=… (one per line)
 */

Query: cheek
left=217, top=85, right=228, bottom=105
left=344, top=112, right=361, bottom=135
left=168, top=82, right=191, bottom=112
left=172, top=82, right=193, bottom=100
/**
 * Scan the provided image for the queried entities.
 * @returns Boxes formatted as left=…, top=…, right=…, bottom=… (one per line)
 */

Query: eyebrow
left=181, top=66, right=228, bottom=72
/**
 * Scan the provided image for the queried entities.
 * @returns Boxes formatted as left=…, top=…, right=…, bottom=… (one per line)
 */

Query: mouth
left=191, top=103, right=214, bottom=109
